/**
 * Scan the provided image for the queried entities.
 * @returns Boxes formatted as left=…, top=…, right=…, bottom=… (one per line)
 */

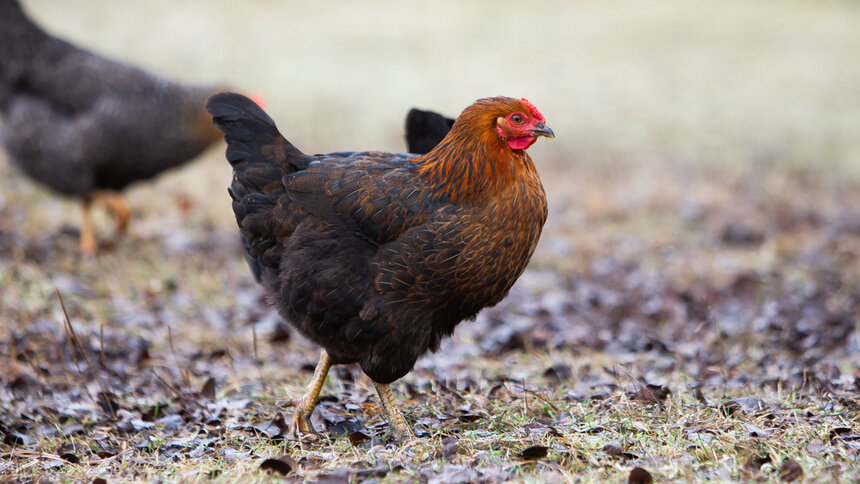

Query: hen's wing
left=404, top=108, right=454, bottom=154
left=207, top=93, right=439, bottom=281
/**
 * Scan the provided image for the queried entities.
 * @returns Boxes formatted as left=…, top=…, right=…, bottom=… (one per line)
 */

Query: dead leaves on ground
left=1, top=172, right=860, bottom=481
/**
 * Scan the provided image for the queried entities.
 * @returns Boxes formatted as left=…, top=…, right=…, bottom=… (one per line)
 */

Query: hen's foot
left=374, top=382, right=415, bottom=443
left=288, top=349, right=332, bottom=441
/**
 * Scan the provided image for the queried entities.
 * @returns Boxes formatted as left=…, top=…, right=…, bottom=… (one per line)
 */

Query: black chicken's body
left=0, top=0, right=223, bottom=196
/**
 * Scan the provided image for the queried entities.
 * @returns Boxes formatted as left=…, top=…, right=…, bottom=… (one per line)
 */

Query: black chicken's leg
left=288, top=349, right=332, bottom=439
left=78, top=191, right=131, bottom=254
left=79, top=198, right=97, bottom=254
left=94, top=191, right=131, bottom=238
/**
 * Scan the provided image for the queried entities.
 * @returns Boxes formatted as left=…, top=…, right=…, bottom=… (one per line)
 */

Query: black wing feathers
left=284, top=170, right=366, bottom=237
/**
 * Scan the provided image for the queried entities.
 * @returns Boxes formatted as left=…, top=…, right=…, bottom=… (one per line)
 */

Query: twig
left=56, top=289, right=116, bottom=419
left=514, top=380, right=561, bottom=413
left=166, top=325, right=192, bottom=391
left=706, top=305, right=730, bottom=400
left=58, top=290, right=86, bottom=375
left=150, top=368, right=211, bottom=418
left=99, top=324, right=107, bottom=368
left=252, top=323, right=259, bottom=364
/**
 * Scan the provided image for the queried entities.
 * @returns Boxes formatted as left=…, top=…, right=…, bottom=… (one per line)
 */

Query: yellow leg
left=79, top=198, right=97, bottom=255
left=373, top=382, right=414, bottom=442
left=91, top=191, right=131, bottom=238
left=289, top=349, right=332, bottom=439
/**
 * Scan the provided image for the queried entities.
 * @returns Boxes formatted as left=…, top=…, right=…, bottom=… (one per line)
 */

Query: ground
left=1, top=1, right=859, bottom=482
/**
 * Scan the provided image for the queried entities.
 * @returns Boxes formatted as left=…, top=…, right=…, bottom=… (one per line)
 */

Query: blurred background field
left=1, top=1, right=860, bottom=481
left=3, top=0, right=858, bottom=255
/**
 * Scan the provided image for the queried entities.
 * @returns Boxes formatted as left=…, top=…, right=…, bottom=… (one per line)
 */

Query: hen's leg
left=373, top=382, right=414, bottom=442
left=79, top=198, right=97, bottom=255
left=92, top=191, right=131, bottom=238
left=289, top=349, right=332, bottom=439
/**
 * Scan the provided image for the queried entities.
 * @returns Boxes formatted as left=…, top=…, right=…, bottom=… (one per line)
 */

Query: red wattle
left=507, top=136, right=536, bottom=150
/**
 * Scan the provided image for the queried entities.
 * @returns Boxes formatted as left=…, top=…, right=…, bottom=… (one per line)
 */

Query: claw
left=287, top=405, right=319, bottom=441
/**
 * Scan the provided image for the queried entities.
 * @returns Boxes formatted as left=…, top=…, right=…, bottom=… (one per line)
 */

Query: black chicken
left=0, top=0, right=245, bottom=253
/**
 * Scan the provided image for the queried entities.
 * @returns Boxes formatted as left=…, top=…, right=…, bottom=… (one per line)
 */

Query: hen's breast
left=445, top=173, right=547, bottom=314
left=370, top=170, right=547, bottom=338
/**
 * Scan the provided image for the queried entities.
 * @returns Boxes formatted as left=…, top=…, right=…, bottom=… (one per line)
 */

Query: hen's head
left=454, top=96, right=554, bottom=151
left=419, top=96, right=553, bottom=202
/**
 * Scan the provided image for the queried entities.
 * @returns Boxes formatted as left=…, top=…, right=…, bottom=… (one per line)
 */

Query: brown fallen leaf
left=720, top=222, right=765, bottom=246
left=313, top=470, right=351, bottom=484
left=517, top=445, right=548, bottom=460
left=97, top=391, right=121, bottom=415
left=829, top=426, right=859, bottom=442
left=441, top=437, right=459, bottom=458
left=602, top=442, right=638, bottom=460
left=628, top=466, right=653, bottom=484
left=259, top=455, right=297, bottom=476
left=629, top=384, right=670, bottom=404
left=719, top=397, right=774, bottom=416
left=347, top=431, right=371, bottom=447
left=779, top=459, right=803, bottom=482
left=543, top=364, right=573, bottom=382
left=743, top=453, right=771, bottom=474
left=95, top=449, right=118, bottom=459
left=60, top=452, right=80, bottom=464
left=200, top=377, right=216, bottom=400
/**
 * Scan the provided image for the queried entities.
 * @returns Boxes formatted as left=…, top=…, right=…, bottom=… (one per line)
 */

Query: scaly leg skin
left=288, top=349, right=332, bottom=440
left=374, top=382, right=414, bottom=443
left=92, top=191, right=131, bottom=238
left=79, top=198, right=97, bottom=255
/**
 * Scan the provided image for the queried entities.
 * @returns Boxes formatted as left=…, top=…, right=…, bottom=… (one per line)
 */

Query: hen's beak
left=530, top=122, right=555, bottom=138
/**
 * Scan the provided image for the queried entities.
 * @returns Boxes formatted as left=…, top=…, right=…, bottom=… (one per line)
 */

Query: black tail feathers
left=206, top=92, right=303, bottom=167
left=404, top=108, right=455, bottom=155
left=207, top=92, right=298, bottom=283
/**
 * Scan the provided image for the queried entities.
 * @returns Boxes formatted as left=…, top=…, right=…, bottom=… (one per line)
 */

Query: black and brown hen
left=207, top=92, right=553, bottom=441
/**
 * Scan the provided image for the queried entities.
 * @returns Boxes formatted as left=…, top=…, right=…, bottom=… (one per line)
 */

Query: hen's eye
left=511, top=114, right=524, bottom=124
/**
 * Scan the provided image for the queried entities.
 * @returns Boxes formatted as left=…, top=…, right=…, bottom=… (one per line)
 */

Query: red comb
left=521, top=98, right=544, bottom=123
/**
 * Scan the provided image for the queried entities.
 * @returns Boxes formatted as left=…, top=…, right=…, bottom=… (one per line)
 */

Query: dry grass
left=1, top=0, right=860, bottom=482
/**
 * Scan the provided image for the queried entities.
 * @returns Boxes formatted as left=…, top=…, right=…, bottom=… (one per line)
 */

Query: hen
left=207, top=93, right=553, bottom=441
left=404, top=108, right=455, bottom=154
left=0, top=0, right=238, bottom=253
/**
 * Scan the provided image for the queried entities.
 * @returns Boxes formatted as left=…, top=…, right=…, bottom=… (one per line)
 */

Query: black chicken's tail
left=206, top=92, right=308, bottom=283
left=404, top=108, right=455, bottom=155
